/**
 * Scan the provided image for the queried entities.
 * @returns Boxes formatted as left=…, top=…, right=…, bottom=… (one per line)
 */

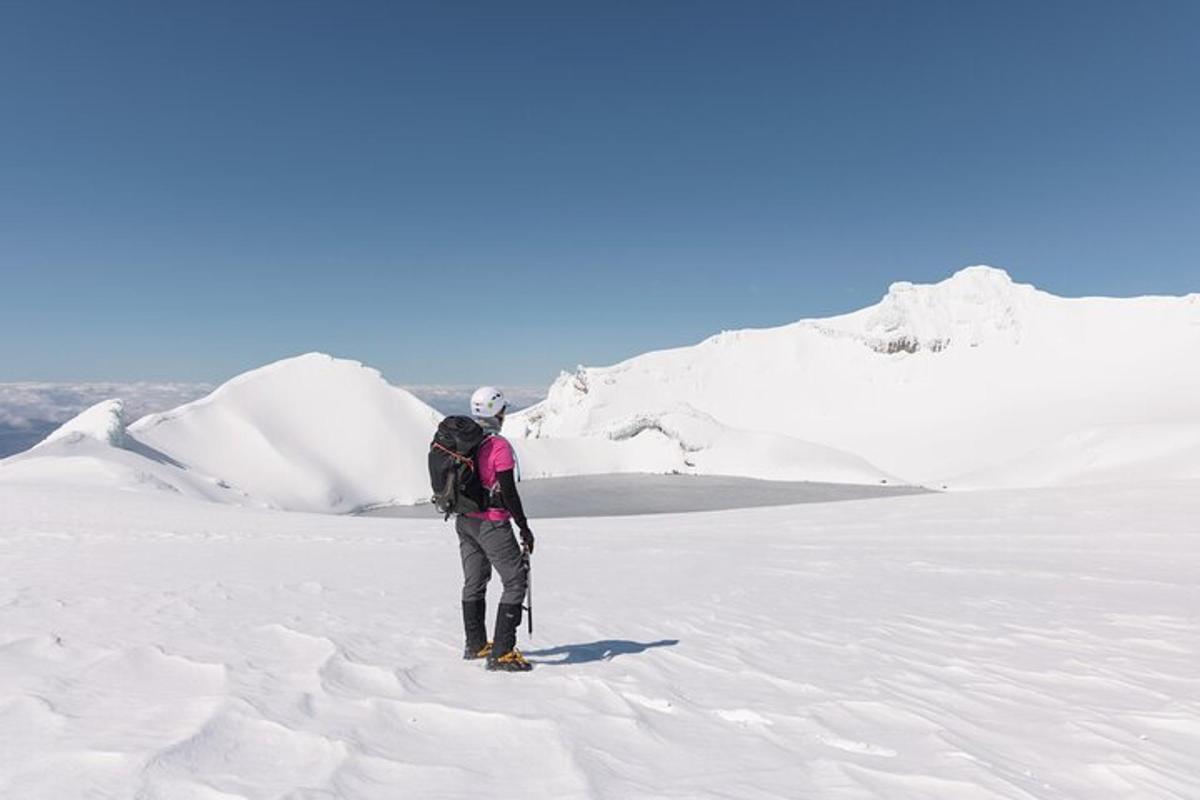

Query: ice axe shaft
left=523, top=551, right=533, bottom=637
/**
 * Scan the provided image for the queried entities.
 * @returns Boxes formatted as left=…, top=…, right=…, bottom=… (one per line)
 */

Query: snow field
left=1, top=482, right=1197, bottom=798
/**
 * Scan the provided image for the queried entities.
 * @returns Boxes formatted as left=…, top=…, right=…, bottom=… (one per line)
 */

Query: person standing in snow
left=458, top=386, right=535, bottom=672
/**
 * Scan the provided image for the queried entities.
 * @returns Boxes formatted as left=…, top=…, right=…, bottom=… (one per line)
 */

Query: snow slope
left=0, top=399, right=251, bottom=504
left=128, top=353, right=442, bottom=513
left=511, top=267, right=1200, bottom=486
left=0, top=354, right=443, bottom=513
left=513, top=406, right=896, bottom=484
left=1, top=480, right=1196, bottom=798
left=951, top=422, right=1200, bottom=489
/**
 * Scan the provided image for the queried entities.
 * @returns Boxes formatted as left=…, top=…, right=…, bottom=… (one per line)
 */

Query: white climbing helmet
left=470, top=386, right=507, bottom=418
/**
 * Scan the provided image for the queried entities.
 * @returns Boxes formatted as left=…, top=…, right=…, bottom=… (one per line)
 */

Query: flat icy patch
left=0, top=482, right=1197, bottom=798
left=364, top=473, right=927, bottom=519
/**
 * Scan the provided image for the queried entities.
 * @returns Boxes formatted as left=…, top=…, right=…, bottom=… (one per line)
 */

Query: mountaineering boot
left=466, top=641, right=493, bottom=660
left=462, top=599, right=491, bottom=660
left=486, top=602, right=532, bottom=672
left=488, top=648, right=531, bottom=671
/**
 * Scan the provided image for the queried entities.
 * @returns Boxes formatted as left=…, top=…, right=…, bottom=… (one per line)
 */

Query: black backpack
left=429, top=416, right=488, bottom=520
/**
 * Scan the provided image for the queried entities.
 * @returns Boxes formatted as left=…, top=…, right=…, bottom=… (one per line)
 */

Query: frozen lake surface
left=361, top=473, right=929, bottom=519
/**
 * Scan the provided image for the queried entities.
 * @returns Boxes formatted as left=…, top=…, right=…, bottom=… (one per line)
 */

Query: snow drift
left=0, top=354, right=443, bottom=513
left=511, top=266, right=1200, bottom=486
left=3, top=478, right=1198, bottom=798
left=129, top=353, right=442, bottom=513
left=0, top=399, right=249, bottom=503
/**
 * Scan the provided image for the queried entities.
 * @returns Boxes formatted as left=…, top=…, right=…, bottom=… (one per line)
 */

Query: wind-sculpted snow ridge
left=129, top=353, right=443, bottom=513
left=0, top=354, right=444, bottom=512
left=39, top=398, right=127, bottom=448
left=1, top=480, right=1197, bottom=797
left=0, top=383, right=216, bottom=459
left=0, top=399, right=251, bottom=503
left=513, top=266, right=1200, bottom=486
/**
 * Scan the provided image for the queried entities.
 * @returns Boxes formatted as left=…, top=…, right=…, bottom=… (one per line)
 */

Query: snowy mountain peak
left=918, top=264, right=1012, bottom=287
left=854, top=265, right=1036, bottom=353
left=39, top=399, right=127, bottom=449
left=130, top=352, right=388, bottom=430
left=3, top=354, right=443, bottom=511
left=510, top=264, right=1200, bottom=485
left=127, top=352, right=443, bottom=512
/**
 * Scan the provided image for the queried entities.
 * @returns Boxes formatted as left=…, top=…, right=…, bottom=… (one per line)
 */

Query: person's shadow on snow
left=524, top=639, right=679, bottom=665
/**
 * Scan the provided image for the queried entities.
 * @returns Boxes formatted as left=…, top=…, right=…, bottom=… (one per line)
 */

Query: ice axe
left=522, top=549, right=533, bottom=637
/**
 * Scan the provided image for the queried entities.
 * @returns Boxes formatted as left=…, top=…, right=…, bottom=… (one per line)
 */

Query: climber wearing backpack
left=428, top=386, right=534, bottom=672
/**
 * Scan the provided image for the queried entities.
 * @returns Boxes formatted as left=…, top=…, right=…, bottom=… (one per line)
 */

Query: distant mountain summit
left=837, top=266, right=1037, bottom=353
left=511, top=266, right=1200, bottom=485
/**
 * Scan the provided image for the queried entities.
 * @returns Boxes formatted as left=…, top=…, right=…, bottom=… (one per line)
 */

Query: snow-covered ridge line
left=2, top=353, right=445, bottom=513
left=512, top=265, right=1200, bottom=487
left=129, top=353, right=376, bottom=431
left=4, top=266, right=1198, bottom=507
left=40, top=398, right=127, bottom=448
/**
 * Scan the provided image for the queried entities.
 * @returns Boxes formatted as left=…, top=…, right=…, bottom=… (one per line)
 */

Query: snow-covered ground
left=2, top=480, right=1196, bottom=799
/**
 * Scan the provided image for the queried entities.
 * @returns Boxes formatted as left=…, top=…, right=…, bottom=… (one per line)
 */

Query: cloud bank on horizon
left=0, top=383, right=216, bottom=430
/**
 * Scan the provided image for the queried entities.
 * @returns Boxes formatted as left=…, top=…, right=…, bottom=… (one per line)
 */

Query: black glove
left=519, top=525, right=535, bottom=555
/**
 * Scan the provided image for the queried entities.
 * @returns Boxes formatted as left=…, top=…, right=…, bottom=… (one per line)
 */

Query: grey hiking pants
left=456, top=515, right=528, bottom=606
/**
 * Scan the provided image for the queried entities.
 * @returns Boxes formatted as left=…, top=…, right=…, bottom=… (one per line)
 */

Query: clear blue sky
left=2, top=0, right=1197, bottom=384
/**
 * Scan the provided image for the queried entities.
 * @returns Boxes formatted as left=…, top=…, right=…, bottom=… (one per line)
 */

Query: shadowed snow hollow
left=511, top=267, right=1200, bottom=485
